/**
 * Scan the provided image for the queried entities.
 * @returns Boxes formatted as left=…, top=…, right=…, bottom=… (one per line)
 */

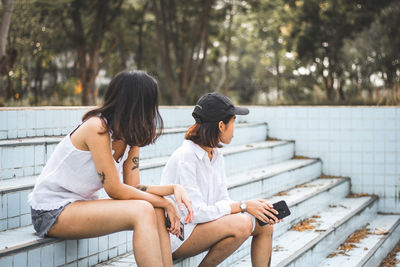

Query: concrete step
left=96, top=177, right=351, bottom=267
left=320, top=214, right=400, bottom=267
left=0, top=225, right=134, bottom=267
left=0, top=123, right=268, bottom=180
left=0, top=151, right=304, bottom=232
left=0, top=160, right=322, bottom=265
left=231, top=196, right=379, bottom=267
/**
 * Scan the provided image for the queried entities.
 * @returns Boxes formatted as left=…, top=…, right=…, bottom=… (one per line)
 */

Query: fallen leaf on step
left=311, top=215, right=321, bottom=218
left=273, top=245, right=284, bottom=251
left=291, top=218, right=316, bottom=231
left=245, top=144, right=254, bottom=148
left=374, top=227, right=389, bottom=235
left=275, top=191, right=288, bottom=196
left=326, top=226, right=371, bottom=258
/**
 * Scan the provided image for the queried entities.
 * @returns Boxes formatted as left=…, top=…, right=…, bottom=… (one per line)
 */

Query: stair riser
left=363, top=223, right=400, bottom=267
left=0, top=124, right=268, bottom=180
left=0, top=189, right=31, bottom=231
left=285, top=200, right=378, bottom=267
left=0, top=231, right=134, bottom=267
left=229, top=161, right=322, bottom=201
left=0, top=144, right=56, bottom=180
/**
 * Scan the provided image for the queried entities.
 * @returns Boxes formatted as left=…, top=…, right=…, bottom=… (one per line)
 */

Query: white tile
left=88, top=237, right=99, bottom=255
left=17, top=110, right=27, bottom=130
left=7, top=216, right=20, bottom=229
left=7, top=192, right=20, bottom=217
left=13, top=252, right=28, bottom=267
left=28, top=248, right=41, bottom=267
left=1, top=194, right=7, bottom=219
left=66, top=240, right=78, bottom=262
left=78, top=258, right=88, bottom=267
left=99, top=236, right=108, bottom=252
left=88, top=255, right=98, bottom=266
left=55, top=241, right=66, bottom=266
left=7, top=110, right=17, bottom=129
left=20, top=213, right=31, bottom=227
left=0, top=255, right=12, bottom=267
left=0, top=111, right=7, bottom=130
left=78, top=239, right=88, bottom=259
left=24, top=145, right=35, bottom=166
left=41, top=245, right=54, bottom=267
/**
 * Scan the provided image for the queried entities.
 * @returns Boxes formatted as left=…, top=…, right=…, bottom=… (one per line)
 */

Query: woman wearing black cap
left=160, top=92, right=282, bottom=267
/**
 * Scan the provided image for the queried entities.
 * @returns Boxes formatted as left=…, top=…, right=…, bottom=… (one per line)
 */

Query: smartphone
left=166, top=215, right=185, bottom=241
left=257, top=200, right=291, bottom=226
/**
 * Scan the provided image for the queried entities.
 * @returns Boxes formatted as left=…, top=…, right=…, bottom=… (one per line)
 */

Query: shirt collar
left=184, top=140, right=220, bottom=160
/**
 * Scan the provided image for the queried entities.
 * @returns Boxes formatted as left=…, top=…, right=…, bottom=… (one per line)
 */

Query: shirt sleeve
left=177, top=160, right=232, bottom=224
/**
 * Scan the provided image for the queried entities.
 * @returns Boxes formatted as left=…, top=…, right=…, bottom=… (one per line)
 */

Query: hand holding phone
left=166, top=214, right=185, bottom=241
left=257, top=200, right=291, bottom=226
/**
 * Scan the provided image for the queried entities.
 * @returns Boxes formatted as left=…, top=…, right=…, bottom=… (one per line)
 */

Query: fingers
left=182, top=197, right=193, bottom=223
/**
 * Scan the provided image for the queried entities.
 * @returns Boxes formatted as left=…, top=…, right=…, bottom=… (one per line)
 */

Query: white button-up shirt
left=160, top=140, right=233, bottom=252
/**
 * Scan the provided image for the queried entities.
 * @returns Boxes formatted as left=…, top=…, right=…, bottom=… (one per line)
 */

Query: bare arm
left=122, top=145, right=193, bottom=223
left=84, top=117, right=171, bottom=209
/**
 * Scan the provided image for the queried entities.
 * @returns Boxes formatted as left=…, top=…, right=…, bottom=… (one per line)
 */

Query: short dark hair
left=82, top=70, right=163, bottom=147
left=185, top=115, right=233, bottom=148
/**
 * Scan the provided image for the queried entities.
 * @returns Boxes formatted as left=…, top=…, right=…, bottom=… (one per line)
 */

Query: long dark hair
left=82, top=70, right=164, bottom=147
left=185, top=115, right=233, bottom=148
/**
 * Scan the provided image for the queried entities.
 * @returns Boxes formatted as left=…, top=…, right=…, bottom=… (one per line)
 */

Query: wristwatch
left=240, top=201, right=247, bottom=213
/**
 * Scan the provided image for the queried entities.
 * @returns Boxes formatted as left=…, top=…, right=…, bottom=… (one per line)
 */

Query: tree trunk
left=0, top=0, right=15, bottom=76
left=224, top=1, right=234, bottom=97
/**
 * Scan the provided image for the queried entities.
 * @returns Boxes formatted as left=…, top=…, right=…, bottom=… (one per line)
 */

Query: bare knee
left=129, top=200, right=157, bottom=227
left=228, top=215, right=253, bottom=239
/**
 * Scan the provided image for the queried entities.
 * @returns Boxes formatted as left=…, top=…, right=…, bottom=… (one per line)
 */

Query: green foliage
left=1, top=0, right=399, bottom=106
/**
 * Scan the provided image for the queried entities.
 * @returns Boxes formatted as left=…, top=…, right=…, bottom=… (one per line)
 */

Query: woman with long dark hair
left=28, top=71, right=193, bottom=267
left=161, top=92, right=282, bottom=267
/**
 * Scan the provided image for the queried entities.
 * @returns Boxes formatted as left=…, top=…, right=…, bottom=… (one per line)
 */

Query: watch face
left=240, top=203, right=246, bottom=210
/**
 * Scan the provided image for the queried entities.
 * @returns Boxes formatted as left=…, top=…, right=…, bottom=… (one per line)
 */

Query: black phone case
left=166, top=215, right=185, bottom=241
left=257, top=200, right=291, bottom=226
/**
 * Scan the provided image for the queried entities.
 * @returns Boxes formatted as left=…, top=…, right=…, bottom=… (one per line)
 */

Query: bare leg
left=250, top=223, right=274, bottom=267
left=173, top=214, right=253, bottom=267
left=155, top=208, right=173, bottom=267
left=48, top=199, right=163, bottom=267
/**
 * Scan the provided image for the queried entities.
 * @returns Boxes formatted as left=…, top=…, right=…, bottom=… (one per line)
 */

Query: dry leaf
left=374, top=227, right=389, bottom=235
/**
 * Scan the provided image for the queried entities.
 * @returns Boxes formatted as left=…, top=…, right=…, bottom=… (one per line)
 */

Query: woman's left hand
left=173, top=184, right=194, bottom=224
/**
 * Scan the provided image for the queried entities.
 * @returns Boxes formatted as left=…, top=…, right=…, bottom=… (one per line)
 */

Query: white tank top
left=28, top=120, right=130, bottom=210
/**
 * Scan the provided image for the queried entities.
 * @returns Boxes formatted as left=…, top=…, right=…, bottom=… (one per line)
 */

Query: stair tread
left=231, top=196, right=378, bottom=267
left=0, top=225, right=51, bottom=255
left=320, top=214, right=400, bottom=266
left=228, top=158, right=318, bottom=188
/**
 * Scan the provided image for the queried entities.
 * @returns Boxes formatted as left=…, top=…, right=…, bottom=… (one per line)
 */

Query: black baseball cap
left=192, top=92, right=249, bottom=123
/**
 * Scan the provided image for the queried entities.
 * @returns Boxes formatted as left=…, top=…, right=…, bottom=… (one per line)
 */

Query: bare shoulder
left=83, top=116, right=108, bottom=133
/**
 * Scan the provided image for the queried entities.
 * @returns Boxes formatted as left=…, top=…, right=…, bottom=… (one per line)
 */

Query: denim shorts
left=31, top=203, right=71, bottom=238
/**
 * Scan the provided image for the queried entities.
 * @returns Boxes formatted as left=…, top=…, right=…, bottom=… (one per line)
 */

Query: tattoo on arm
left=98, top=171, right=106, bottom=184
left=136, top=184, right=148, bottom=192
left=131, top=156, right=139, bottom=170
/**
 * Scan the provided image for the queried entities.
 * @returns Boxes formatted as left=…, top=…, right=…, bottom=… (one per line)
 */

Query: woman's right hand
left=164, top=198, right=182, bottom=237
left=245, top=199, right=280, bottom=224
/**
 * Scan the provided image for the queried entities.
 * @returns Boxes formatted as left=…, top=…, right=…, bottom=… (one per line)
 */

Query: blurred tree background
left=0, top=0, right=399, bottom=106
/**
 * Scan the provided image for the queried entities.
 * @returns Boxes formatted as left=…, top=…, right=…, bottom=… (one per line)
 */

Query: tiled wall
left=1, top=106, right=399, bottom=213
left=245, top=106, right=400, bottom=213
